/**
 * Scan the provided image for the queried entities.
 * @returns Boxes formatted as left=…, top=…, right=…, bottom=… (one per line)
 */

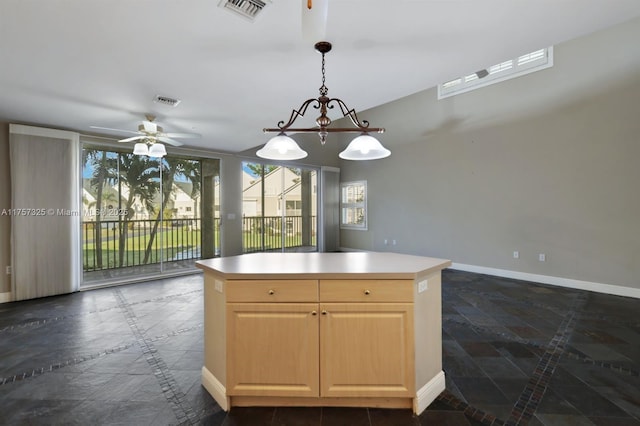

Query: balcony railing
left=242, top=215, right=316, bottom=253
left=82, top=218, right=214, bottom=272
left=82, top=215, right=316, bottom=272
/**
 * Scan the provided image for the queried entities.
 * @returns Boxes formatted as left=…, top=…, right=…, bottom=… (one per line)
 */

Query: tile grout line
left=0, top=288, right=203, bottom=333
left=113, top=288, right=200, bottom=425
left=436, top=390, right=505, bottom=425
left=443, top=317, right=640, bottom=378
left=504, top=293, right=588, bottom=425
left=0, top=324, right=203, bottom=386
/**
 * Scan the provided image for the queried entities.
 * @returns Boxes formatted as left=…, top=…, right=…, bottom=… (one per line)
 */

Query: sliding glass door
left=242, top=162, right=317, bottom=253
left=81, top=145, right=220, bottom=285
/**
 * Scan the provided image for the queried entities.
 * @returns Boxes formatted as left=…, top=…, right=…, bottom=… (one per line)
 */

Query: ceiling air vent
left=218, top=0, right=269, bottom=21
left=153, top=95, right=181, bottom=107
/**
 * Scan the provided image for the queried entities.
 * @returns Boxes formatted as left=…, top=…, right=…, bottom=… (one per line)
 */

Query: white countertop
left=196, top=252, right=451, bottom=280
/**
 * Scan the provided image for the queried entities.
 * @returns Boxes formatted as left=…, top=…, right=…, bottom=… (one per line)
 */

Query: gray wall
left=339, top=18, right=640, bottom=291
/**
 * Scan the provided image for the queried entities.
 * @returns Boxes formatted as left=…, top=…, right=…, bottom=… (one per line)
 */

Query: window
left=438, top=47, right=553, bottom=99
left=242, top=162, right=318, bottom=253
left=81, top=146, right=221, bottom=285
left=341, top=181, right=367, bottom=230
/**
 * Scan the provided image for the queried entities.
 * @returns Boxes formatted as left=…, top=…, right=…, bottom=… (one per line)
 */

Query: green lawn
left=83, top=224, right=315, bottom=271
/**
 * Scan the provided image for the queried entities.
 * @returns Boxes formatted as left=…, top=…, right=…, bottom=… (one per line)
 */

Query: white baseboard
left=451, top=263, right=640, bottom=299
left=202, top=366, right=229, bottom=411
left=0, top=292, right=12, bottom=303
left=414, top=371, right=446, bottom=415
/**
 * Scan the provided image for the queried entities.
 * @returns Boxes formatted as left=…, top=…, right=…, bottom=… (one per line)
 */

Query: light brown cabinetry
left=226, top=280, right=319, bottom=398
left=226, top=302, right=319, bottom=397
left=197, top=252, right=451, bottom=414
left=320, top=302, right=414, bottom=397
left=225, top=279, right=414, bottom=400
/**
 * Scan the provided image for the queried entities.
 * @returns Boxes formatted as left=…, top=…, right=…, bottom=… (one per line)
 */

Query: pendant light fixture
left=260, top=41, right=390, bottom=161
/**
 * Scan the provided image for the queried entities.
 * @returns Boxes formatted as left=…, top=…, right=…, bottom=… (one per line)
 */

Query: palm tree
left=143, top=158, right=201, bottom=264
left=116, top=154, right=160, bottom=267
left=85, top=149, right=117, bottom=268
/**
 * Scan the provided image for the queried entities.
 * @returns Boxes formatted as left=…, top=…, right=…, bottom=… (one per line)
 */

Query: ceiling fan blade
left=158, top=136, right=184, bottom=146
left=119, top=135, right=145, bottom=143
left=142, top=120, right=157, bottom=133
left=90, top=126, right=140, bottom=135
left=163, top=132, right=201, bottom=139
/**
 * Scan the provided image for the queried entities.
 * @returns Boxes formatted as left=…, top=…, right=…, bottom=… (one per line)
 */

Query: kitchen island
left=195, top=252, right=451, bottom=414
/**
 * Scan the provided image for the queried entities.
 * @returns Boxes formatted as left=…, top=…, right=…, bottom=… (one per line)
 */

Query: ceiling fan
left=91, top=114, right=201, bottom=147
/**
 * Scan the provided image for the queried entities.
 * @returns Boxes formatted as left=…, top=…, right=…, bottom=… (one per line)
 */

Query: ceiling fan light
left=257, top=134, right=308, bottom=160
left=133, top=143, right=149, bottom=156
left=148, top=143, right=167, bottom=157
left=339, top=134, right=391, bottom=161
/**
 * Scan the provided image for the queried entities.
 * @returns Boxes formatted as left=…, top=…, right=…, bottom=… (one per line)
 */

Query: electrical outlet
left=5, top=266, right=10, bottom=275
left=539, top=253, right=546, bottom=262
left=513, top=251, right=519, bottom=259
left=418, top=280, right=428, bottom=293
left=392, top=239, right=397, bottom=245
left=214, top=279, right=223, bottom=293
left=384, top=239, right=388, bottom=245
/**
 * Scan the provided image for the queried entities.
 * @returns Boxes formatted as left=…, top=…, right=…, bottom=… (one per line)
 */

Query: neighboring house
left=82, top=178, right=205, bottom=222
left=82, top=188, right=96, bottom=213
left=173, top=182, right=198, bottom=219
left=242, top=166, right=316, bottom=217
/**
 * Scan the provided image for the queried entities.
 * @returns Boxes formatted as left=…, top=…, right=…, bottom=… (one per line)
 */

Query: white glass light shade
left=339, top=134, right=391, bottom=160
left=257, top=134, right=308, bottom=160
left=148, top=143, right=167, bottom=158
left=133, top=143, right=149, bottom=156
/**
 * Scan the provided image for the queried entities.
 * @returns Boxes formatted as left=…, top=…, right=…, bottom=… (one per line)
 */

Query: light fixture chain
left=319, top=51, right=328, bottom=96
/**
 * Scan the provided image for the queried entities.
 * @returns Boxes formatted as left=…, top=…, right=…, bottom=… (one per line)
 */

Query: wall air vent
left=153, top=95, right=181, bottom=107
left=218, top=0, right=269, bottom=21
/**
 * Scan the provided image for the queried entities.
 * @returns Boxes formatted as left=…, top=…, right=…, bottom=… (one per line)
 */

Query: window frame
left=437, top=46, right=554, bottom=99
left=340, top=180, right=368, bottom=231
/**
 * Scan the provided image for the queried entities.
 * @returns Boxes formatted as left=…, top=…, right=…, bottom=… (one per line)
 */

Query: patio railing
left=82, top=218, right=212, bottom=272
left=242, top=215, right=316, bottom=253
left=82, top=215, right=316, bottom=272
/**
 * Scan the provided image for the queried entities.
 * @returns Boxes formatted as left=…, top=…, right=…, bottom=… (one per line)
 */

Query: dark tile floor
left=0, top=270, right=638, bottom=425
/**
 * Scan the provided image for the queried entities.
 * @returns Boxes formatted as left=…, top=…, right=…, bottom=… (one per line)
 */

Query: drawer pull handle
left=311, top=311, right=317, bottom=316
left=364, top=290, right=371, bottom=295
left=268, top=289, right=275, bottom=295
left=321, top=310, right=328, bottom=315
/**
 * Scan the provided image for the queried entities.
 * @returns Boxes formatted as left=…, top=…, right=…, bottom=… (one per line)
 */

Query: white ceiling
left=2, top=0, right=640, bottom=154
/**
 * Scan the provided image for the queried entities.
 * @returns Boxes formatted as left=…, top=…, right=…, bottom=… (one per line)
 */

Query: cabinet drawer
left=320, top=280, right=414, bottom=302
left=226, top=280, right=318, bottom=302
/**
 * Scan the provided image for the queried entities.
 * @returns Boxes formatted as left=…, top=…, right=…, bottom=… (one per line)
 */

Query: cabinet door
left=320, top=303, right=414, bottom=397
left=227, top=303, right=319, bottom=397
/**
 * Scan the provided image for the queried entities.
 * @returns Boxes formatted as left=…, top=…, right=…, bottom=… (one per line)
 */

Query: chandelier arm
left=328, top=98, right=373, bottom=131
left=273, top=98, right=321, bottom=131
left=264, top=127, right=384, bottom=134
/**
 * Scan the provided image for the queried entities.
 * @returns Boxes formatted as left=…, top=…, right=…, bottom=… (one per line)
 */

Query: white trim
left=414, top=371, right=446, bottom=415
left=338, top=246, right=371, bottom=252
left=340, top=180, right=368, bottom=231
left=202, top=366, right=229, bottom=411
left=0, top=292, right=12, bottom=303
left=10, top=124, right=78, bottom=141
left=450, top=263, right=640, bottom=299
